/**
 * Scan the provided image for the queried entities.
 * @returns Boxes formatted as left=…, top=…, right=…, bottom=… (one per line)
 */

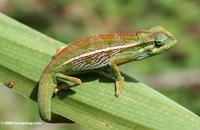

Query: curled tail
left=38, top=72, right=57, bottom=122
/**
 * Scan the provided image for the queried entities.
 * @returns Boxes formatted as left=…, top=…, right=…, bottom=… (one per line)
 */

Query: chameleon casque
left=38, top=26, right=177, bottom=121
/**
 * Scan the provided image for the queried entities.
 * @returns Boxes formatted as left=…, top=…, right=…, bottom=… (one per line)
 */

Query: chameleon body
left=38, top=26, right=177, bottom=121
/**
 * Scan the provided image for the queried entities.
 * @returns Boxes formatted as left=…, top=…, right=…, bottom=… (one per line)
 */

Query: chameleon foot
left=115, top=76, right=124, bottom=97
left=74, top=78, right=82, bottom=85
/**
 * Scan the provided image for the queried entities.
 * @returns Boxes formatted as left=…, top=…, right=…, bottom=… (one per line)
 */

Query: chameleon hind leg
left=53, top=73, right=82, bottom=93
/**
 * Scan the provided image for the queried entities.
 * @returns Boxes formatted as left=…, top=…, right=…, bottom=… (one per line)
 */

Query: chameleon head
left=144, top=26, right=177, bottom=55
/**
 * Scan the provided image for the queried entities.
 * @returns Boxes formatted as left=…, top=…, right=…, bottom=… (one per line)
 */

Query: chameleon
left=38, top=26, right=177, bottom=121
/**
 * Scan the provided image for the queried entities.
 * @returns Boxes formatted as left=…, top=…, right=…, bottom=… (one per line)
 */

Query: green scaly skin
left=38, top=26, right=177, bottom=121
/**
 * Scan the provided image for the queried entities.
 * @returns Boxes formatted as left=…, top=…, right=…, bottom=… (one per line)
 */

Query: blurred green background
left=0, top=0, right=200, bottom=130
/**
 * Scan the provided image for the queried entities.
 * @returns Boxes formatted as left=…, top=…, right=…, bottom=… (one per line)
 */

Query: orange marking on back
left=55, top=46, right=66, bottom=56
left=56, top=33, right=137, bottom=57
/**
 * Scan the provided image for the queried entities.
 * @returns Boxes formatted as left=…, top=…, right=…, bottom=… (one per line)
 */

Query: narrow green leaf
left=0, top=13, right=200, bottom=130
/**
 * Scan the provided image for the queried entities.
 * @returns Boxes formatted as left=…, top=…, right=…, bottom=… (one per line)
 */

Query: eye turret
left=154, top=33, right=168, bottom=45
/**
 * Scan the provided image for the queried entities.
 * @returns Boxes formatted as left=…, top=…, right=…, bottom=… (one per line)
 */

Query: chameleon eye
left=154, top=33, right=168, bottom=45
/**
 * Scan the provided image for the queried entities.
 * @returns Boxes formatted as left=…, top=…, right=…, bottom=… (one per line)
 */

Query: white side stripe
left=61, top=40, right=141, bottom=66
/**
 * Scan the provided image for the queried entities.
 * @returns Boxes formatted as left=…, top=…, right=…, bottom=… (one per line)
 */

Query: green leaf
left=0, top=13, right=200, bottom=130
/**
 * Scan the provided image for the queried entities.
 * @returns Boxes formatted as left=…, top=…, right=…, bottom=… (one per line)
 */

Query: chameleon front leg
left=109, top=62, right=124, bottom=96
left=109, top=54, right=139, bottom=96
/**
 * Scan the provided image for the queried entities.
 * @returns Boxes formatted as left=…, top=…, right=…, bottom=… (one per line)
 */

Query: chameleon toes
left=75, top=78, right=82, bottom=85
left=115, top=78, right=124, bottom=97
